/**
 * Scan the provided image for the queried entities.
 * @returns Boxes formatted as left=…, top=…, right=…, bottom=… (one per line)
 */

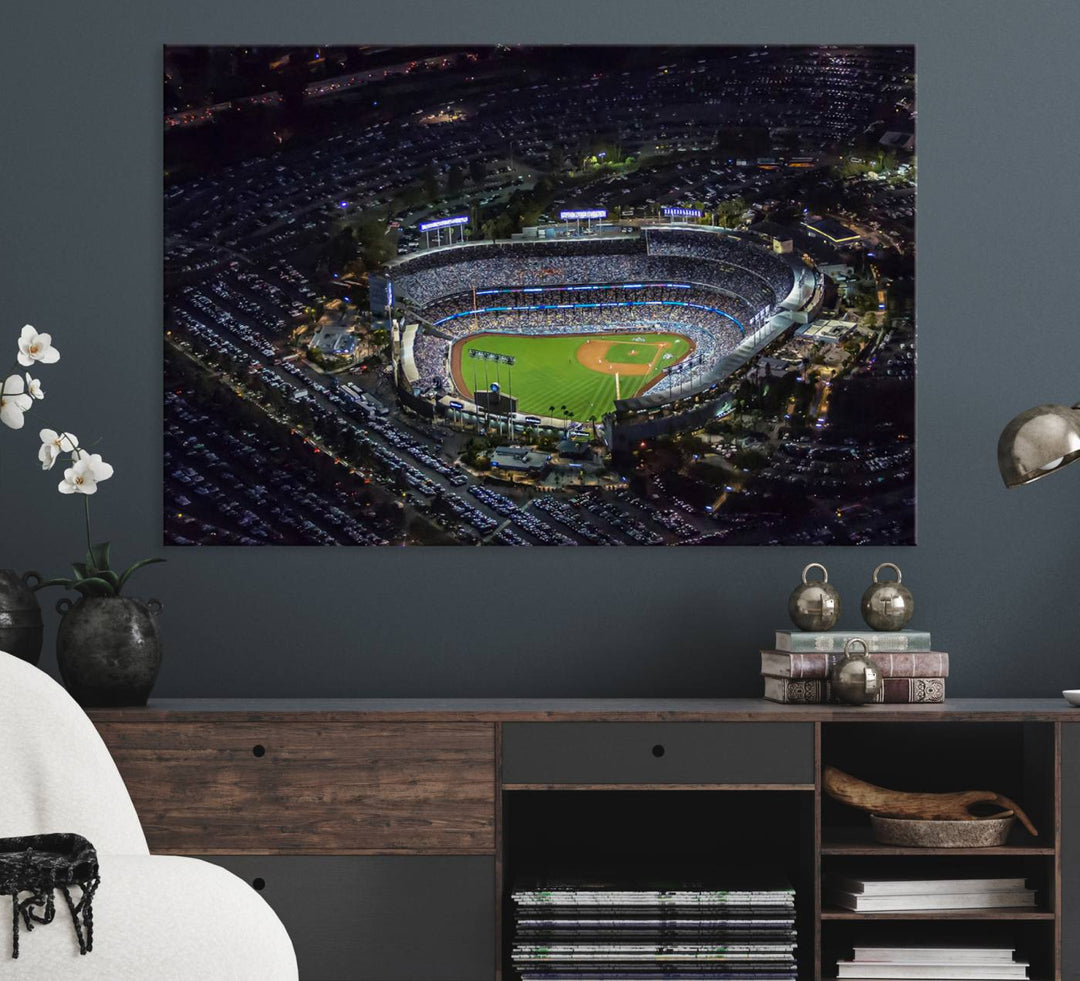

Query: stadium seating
left=392, top=230, right=792, bottom=401
left=391, top=232, right=793, bottom=310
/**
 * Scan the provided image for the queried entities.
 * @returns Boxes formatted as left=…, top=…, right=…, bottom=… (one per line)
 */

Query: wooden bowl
left=870, top=813, right=1016, bottom=848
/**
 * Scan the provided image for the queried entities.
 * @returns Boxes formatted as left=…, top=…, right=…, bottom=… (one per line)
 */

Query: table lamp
left=997, top=403, right=1080, bottom=487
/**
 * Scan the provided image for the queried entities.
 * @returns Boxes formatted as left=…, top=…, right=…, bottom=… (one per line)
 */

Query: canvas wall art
left=164, top=44, right=915, bottom=545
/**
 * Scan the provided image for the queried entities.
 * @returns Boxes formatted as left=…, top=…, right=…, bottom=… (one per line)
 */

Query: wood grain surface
left=86, top=697, right=1080, bottom=724
left=95, top=721, right=496, bottom=854
left=89, top=703, right=1071, bottom=979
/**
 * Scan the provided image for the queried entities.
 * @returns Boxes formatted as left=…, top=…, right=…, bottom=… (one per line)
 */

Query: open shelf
left=820, top=915, right=1056, bottom=980
left=817, top=720, right=1059, bottom=981
left=821, top=906, right=1055, bottom=921
left=820, top=826, right=1054, bottom=856
left=501, top=788, right=814, bottom=980
left=820, top=722, right=1057, bottom=842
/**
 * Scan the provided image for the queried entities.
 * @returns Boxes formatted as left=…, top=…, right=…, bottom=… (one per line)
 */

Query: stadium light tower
left=419, top=215, right=469, bottom=250
left=559, top=209, right=606, bottom=237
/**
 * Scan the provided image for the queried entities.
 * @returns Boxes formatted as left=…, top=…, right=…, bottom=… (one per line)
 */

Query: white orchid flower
left=17, top=325, right=60, bottom=367
left=0, top=374, right=33, bottom=430
left=25, top=373, right=44, bottom=400
left=58, top=450, right=114, bottom=495
left=38, top=429, right=79, bottom=470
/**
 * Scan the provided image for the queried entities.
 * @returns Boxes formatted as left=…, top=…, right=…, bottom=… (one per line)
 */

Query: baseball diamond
left=451, top=330, right=695, bottom=420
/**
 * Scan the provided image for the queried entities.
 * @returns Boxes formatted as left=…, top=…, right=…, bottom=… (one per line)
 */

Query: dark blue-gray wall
left=2, top=0, right=1078, bottom=698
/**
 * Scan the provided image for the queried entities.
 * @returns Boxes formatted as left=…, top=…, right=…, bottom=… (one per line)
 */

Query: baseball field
left=451, top=331, right=694, bottom=421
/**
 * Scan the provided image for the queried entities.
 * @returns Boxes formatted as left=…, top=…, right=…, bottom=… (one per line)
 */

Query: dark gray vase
left=0, top=570, right=44, bottom=665
left=55, top=596, right=163, bottom=707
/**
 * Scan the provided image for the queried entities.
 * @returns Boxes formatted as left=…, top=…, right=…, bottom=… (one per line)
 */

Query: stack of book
left=761, top=630, right=948, bottom=704
left=836, top=945, right=1029, bottom=979
left=510, top=875, right=798, bottom=980
left=825, top=874, right=1036, bottom=912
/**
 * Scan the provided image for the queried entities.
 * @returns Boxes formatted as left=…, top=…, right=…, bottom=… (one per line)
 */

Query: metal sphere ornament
left=830, top=638, right=884, bottom=706
left=788, top=563, right=841, bottom=632
left=861, top=562, right=914, bottom=631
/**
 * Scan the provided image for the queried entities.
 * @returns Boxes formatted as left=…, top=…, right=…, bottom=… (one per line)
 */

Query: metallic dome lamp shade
left=997, top=403, right=1080, bottom=487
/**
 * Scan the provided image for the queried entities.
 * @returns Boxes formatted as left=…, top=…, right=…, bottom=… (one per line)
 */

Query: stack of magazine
left=836, top=945, right=1029, bottom=979
left=825, top=874, right=1036, bottom=912
left=510, top=875, right=798, bottom=980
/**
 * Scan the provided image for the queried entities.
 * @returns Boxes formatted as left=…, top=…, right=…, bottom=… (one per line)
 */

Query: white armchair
left=0, top=650, right=298, bottom=980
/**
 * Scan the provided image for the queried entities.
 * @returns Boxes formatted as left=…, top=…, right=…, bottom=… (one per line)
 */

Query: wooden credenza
left=89, top=699, right=1080, bottom=981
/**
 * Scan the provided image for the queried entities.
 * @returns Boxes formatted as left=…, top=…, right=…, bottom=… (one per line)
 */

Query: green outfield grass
left=453, top=331, right=692, bottom=421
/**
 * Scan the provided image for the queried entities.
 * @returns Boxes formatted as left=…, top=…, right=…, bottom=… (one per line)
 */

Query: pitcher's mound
left=576, top=339, right=652, bottom=376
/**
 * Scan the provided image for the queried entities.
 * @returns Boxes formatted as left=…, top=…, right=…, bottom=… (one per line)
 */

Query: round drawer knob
left=651, top=744, right=666, bottom=758
left=252, top=877, right=266, bottom=891
left=252, top=744, right=267, bottom=758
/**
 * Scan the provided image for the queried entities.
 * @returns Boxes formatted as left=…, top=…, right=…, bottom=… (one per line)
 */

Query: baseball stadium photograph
left=164, top=44, right=916, bottom=546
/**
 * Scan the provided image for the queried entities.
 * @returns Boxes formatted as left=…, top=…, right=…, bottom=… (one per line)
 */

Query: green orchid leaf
left=32, top=577, right=76, bottom=592
left=117, top=557, right=166, bottom=593
left=71, top=562, right=89, bottom=580
left=97, top=569, right=121, bottom=590
left=87, top=542, right=111, bottom=575
left=72, top=577, right=117, bottom=598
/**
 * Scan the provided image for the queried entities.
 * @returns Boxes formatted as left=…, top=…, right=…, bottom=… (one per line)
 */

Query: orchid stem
left=84, top=494, right=93, bottom=556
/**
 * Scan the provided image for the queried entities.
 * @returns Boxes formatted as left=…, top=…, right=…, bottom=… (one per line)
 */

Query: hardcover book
left=760, top=650, right=948, bottom=680
left=825, top=889, right=1035, bottom=912
left=831, top=876, right=1026, bottom=896
left=851, top=947, right=1017, bottom=963
left=774, top=630, right=931, bottom=653
left=837, top=965, right=1027, bottom=980
left=762, top=676, right=946, bottom=704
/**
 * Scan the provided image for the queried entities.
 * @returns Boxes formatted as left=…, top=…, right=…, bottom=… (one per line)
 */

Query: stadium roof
left=796, top=318, right=858, bottom=343
left=557, top=438, right=592, bottom=458
left=801, top=216, right=861, bottom=245
left=490, top=447, right=550, bottom=472
left=310, top=324, right=357, bottom=355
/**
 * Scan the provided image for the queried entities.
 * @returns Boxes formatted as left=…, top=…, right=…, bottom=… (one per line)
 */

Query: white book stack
left=837, top=945, right=1028, bottom=980
left=825, top=875, right=1036, bottom=912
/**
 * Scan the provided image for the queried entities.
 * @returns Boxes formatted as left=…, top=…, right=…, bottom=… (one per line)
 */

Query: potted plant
left=2, top=322, right=165, bottom=705
left=33, top=432, right=166, bottom=706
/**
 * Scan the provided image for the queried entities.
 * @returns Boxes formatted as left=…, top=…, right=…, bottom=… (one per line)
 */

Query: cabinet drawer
left=501, top=722, right=813, bottom=786
left=95, top=722, right=495, bottom=854
left=208, top=855, right=494, bottom=981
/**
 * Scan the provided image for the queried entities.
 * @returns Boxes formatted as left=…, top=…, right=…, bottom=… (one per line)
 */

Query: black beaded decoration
left=0, top=834, right=100, bottom=959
